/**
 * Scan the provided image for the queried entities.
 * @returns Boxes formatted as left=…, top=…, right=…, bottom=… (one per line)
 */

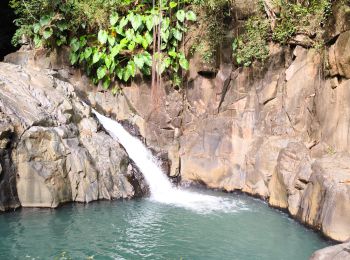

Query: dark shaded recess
left=0, top=0, right=19, bottom=61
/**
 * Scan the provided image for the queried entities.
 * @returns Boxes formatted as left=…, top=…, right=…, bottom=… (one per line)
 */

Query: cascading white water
left=93, top=110, right=245, bottom=213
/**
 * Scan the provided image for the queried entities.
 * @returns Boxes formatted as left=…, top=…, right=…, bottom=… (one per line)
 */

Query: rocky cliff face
left=32, top=3, right=347, bottom=243
left=0, top=62, right=147, bottom=211
left=1, top=0, right=349, bottom=247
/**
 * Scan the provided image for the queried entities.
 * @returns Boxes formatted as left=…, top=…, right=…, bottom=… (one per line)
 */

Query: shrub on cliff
left=232, top=0, right=333, bottom=66
left=10, top=0, right=197, bottom=90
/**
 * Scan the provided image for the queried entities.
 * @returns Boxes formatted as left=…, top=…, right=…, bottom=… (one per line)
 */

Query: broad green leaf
left=110, top=60, right=116, bottom=72
left=79, top=52, right=85, bottom=63
left=134, top=34, right=144, bottom=44
left=92, top=77, right=99, bottom=85
left=70, top=38, right=80, bottom=52
left=39, top=15, right=51, bottom=27
left=168, top=50, right=177, bottom=58
left=103, top=76, right=111, bottom=89
left=169, top=1, right=177, bottom=8
left=130, top=13, right=142, bottom=31
left=79, top=36, right=87, bottom=47
left=69, top=52, right=78, bottom=65
left=84, top=47, right=92, bottom=59
left=176, top=10, right=185, bottom=22
left=105, top=55, right=113, bottom=69
left=57, top=21, right=68, bottom=31
left=143, top=52, right=152, bottom=66
left=164, top=57, right=172, bottom=68
left=179, top=56, right=189, bottom=70
left=186, top=11, right=197, bottom=21
left=98, top=30, right=108, bottom=44
left=119, top=17, right=128, bottom=28
left=162, top=29, right=170, bottom=43
left=176, top=22, right=187, bottom=32
left=125, top=29, right=134, bottom=41
left=161, top=17, right=170, bottom=32
left=97, top=66, right=107, bottom=80
left=159, top=62, right=166, bottom=74
left=120, top=38, right=129, bottom=48
left=92, top=51, right=101, bottom=64
left=128, top=41, right=136, bottom=51
left=144, top=32, right=153, bottom=45
left=110, top=45, right=121, bottom=58
left=141, top=38, right=149, bottom=49
left=43, top=27, right=53, bottom=39
left=110, top=13, right=119, bottom=26
left=56, top=36, right=66, bottom=46
left=134, top=55, right=144, bottom=69
left=123, top=68, right=131, bottom=82
left=116, top=67, right=124, bottom=80
left=33, top=23, right=41, bottom=34
left=145, top=16, right=154, bottom=31
left=141, top=66, right=151, bottom=75
left=128, top=61, right=136, bottom=77
left=160, top=57, right=171, bottom=74
left=172, top=29, right=182, bottom=41
left=108, top=35, right=116, bottom=46
left=161, top=42, right=167, bottom=50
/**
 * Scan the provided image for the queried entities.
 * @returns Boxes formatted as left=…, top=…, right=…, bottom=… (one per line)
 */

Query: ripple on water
left=0, top=192, right=331, bottom=260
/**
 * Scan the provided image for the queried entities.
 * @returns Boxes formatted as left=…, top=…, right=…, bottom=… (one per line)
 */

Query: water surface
left=0, top=190, right=330, bottom=260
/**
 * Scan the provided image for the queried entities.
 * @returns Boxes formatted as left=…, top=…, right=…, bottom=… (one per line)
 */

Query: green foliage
left=272, top=0, right=332, bottom=44
left=232, top=0, right=332, bottom=67
left=11, top=0, right=197, bottom=90
left=189, top=0, right=230, bottom=64
left=68, top=5, right=196, bottom=89
left=32, top=12, right=69, bottom=48
left=233, top=15, right=270, bottom=67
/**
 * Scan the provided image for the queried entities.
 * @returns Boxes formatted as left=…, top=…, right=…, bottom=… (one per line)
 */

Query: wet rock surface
left=0, top=62, right=147, bottom=210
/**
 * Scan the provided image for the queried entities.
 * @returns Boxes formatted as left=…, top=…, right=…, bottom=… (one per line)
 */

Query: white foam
left=94, top=111, right=245, bottom=213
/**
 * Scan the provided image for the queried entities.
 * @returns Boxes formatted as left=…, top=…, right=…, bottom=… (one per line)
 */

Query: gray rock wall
left=0, top=62, right=147, bottom=211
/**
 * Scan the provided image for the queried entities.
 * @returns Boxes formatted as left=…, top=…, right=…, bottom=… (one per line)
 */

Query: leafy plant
left=232, top=0, right=332, bottom=67
left=11, top=0, right=197, bottom=90
left=32, top=12, right=69, bottom=48
left=69, top=4, right=196, bottom=90
left=233, top=15, right=270, bottom=67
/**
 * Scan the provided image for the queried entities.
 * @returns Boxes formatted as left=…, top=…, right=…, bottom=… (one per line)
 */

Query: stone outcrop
left=310, top=240, right=350, bottom=260
left=60, top=37, right=350, bottom=242
left=1, top=3, right=350, bottom=247
left=328, top=31, right=350, bottom=79
left=0, top=62, right=146, bottom=210
left=33, top=38, right=346, bottom=242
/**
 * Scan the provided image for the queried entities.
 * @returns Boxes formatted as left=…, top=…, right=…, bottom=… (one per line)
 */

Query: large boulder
left=315, top=78, right=350, bottom=153
left=324, top=1, right=350, bottom=41
left=298, top=154, right=350, bottom=242
left=0, top=62, right=146, bottom=210
left=16, top=126, right=73, bottom=207
left=329, top=31, right=350, bottom=79
left=283, top=46, right=320, bottom=136
left=268, top=142, right=312, bottom=215
left=0, top=116, right=19, bottom=211
left=310, top=241, right=350, bottom=260
left=244, top=137, right=295, bottom=198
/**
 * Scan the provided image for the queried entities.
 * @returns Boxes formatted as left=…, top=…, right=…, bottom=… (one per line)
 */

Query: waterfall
left=93, top=110, right=244, bottom=213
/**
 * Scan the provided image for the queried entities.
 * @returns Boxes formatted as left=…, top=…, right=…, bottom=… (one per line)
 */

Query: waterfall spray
left=93, top=110, right=242, bottom=213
